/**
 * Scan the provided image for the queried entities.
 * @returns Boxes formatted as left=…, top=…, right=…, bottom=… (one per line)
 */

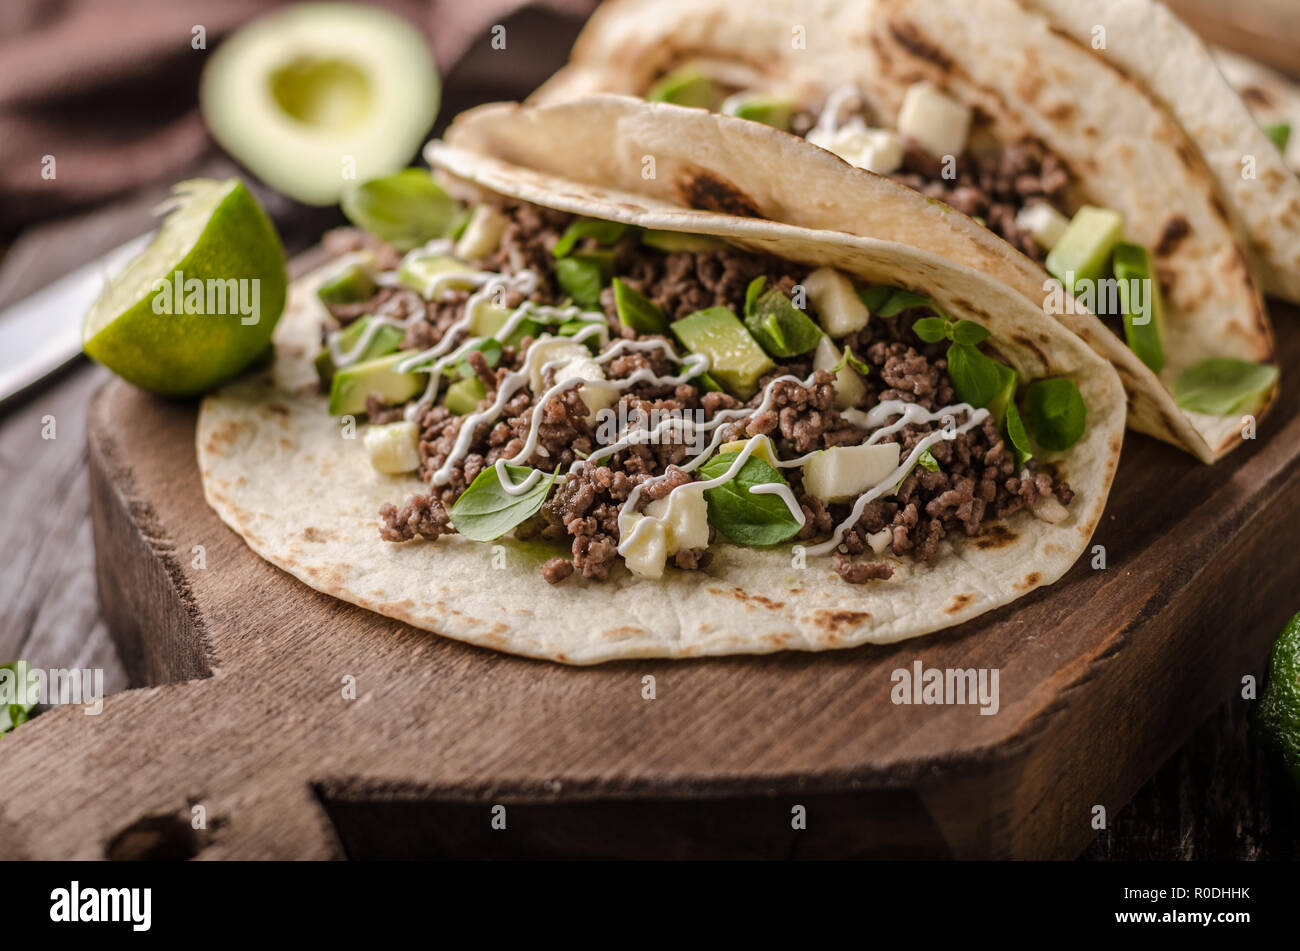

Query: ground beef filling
left=788, top=109, right=1070, bottom=260
left=364, top=205, right=1074, bottom=584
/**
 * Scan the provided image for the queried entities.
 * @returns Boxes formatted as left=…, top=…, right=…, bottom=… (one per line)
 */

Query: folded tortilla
left=198, top=142, right=1125, bottom=665
left=532, top=0, right=1287, bottom=461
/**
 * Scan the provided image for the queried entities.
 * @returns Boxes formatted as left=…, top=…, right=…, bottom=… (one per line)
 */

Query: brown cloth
left=0, top=0, right=595, bottom=230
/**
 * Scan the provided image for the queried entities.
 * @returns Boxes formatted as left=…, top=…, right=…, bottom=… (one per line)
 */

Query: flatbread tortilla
left=199, top=191, right=1124, bottom=664
left=532, top=0, right=1284, bottom=461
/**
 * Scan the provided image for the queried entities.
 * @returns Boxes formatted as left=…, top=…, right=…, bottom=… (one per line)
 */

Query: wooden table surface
left=1, top=3, right=1298, bottom=860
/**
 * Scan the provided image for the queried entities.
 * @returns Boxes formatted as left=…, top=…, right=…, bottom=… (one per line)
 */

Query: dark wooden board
left=1, top=295, right=1297, bottom=859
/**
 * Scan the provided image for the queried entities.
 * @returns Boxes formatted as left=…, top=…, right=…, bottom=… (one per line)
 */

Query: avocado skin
left=1257, top=611, right=1300, bottom=787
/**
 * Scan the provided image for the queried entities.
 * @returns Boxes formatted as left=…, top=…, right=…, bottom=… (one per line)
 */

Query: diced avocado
left=316, top=262, right=376, bottom=306
left=743, top=279, right=823, bottom=358
left=398, top=254, right=480, bottom=298
left=1045, top=206, right=1125, bottom=294
left=718, top=435, right=779, bottom=467
left=1112, top=242, right=1166, bottom=374
left=985, top=362, right=1019, bottom=425
left=444, top=376, right=488, bottom=416
left=671, top=306, right=775, bottom=398
left=641, top=230, right=729, bottom=254
left=613, top=278, right=669, bottom=335
left=1265, top=121, right=1292, bottom=153
left=314, top=317, right=404, bottom=385
left=468, top=301, right=543, bottom=348
left=722, top=95, right=796, bottom=131
left=697, top=372, right=723, bottom=393
left=328, top=351, right=426, bottom=416
left=802, top=443, right=901, bottom=502
left=555, top=252, right=612, bottom=308
left=646, top=67, right=724, bottom=110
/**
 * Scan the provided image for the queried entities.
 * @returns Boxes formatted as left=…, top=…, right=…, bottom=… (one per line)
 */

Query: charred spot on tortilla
left=1010, top=333, right=1048, bottom=369
left=710, top=586, right=785, bottom=610
left=302, top=527, right=330, bottom=543
left=947, top=593, right=975, bottom=615
left=677, top=167, right=762, bottom=217
left=812, top=609, right=872, bottom=634
left=1155, top=215, right=1191, bottom=257
left=887, top=21, right=952, bottom=71
left=1239, top=86, right=1273, bottom=107
left=973, top=524, right=1018, bottom=550
left=1043, top=100, right=1075, bottom=123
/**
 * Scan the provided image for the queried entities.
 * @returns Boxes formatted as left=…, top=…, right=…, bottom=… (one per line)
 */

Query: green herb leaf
left=697, top=452, right=802, bottom=546
left=857, top=284, right=894, bottom=313
left=1172, top=358, right=1279, bottom=416
left=450, top=466, right=560, bottom=543
left=555, top=253, right=611, bottom=309
left=743, top=285, right=823, bottom=358
left=952, top=320, right=991, bottom=345
left=1022, top=378, right=1087, bottom=451
left=1265, top=121, right=1292, bottom=153
left=831, top=346, right=872, bottom=377
left=948, top=342, right=1006, bottom=409
left=553, top=218, right=629, bottom=258
left=876, top=289, right=942, bottom=318
left=0, top=661, right=39, bottom=736
left=1005, top=401, right=1033, bottom=469
left=341, top=169, right=462, bottom=252
left=912, top=316, right=952, bottom=343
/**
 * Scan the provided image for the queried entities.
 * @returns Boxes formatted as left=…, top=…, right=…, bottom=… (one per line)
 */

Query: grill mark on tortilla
left=887, top=22, right=953, bottom=71
left=1240, top=86, right=1273, bottom=107
left=1020, top=572, right=1042, bottom=589
left=677, top=167, right=763, bottom=217
left=811, top=609, right=872, bottom=634
left=1011, top=332, right=1048, bottom=369
left=1155, top=215, right=1191, bottom=256
left=973, top=523, right=1018, bottom=550
left=946, top=593, right=975, bottom=614
left=709, top=586, right=785, bottom=610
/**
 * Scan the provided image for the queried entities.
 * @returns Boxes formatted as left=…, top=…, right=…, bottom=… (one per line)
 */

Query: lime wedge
left=83, top=178, right=288, bottom=396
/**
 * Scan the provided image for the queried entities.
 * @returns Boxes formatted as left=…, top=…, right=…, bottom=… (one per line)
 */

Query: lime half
left=83, top=178, right=288, bottom=396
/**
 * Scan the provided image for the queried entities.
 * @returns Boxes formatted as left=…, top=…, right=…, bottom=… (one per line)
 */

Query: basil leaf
left=612, top=278, right=669, bottom=335
left=912, top=316, right=952, bottom=343
left=445, top=338, right=502, bottom=380
left=450, top=466, right=559, bottom=542
left=341, top=169, right=462, bottom=252
left=553, top=218, right=628, bottom=258
left=877, top=289, right=942, bottom=317
left=697, top=452, right=802, bottom=546
left=1005, top=401, right=1033, bottom=469
left=830, top=346, right=871, bottom=376
left=555, top=253, right=610, bottom=308
left=952, top=320, right=991, bottom=345
left=894, top=447, right=940, bottom=495
left=1022, top=378, right=1087, bottom=451
left=947, top=342, right=1006, bottom=408
left=1172, top=358, right=1278, bottom=416
left=857, top=284, right=894, bottom=313
left=743, top=287, right=823, bottom=358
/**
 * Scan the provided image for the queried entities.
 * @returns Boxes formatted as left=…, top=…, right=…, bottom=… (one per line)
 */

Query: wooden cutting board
left=1, top=276, right=1297, bottom=859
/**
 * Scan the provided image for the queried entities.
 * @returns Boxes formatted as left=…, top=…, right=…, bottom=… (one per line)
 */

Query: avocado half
left=200, top=3, right=439, bottom=206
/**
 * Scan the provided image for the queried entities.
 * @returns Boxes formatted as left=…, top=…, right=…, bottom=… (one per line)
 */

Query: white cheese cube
left=807, top=121, right=905, bottom=175
left=1014, top=203, right=1071, bottom=252
left=867, top=529, right=893, bottom=555
left=364, top=420, right=421, bottom=474
left=454, top=205, right=509, bottom=261
left=620, top=517, right=670, bottom=579
left=802, top=267, right=871, bottom=336
left=897, top=82, right=971, bottom=158
left=646, top=485, right=711, bottom=551
left=802, top=442, right=901, bottom=502
left=812, top=336, right=867, bottom=410
left=527, top=337, right=591, bottom=394
left=556, top=355, right=619, bottom=423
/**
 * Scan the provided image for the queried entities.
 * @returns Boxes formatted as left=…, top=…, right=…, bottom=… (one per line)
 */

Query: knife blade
left=0, top=233, right=153, bottom=407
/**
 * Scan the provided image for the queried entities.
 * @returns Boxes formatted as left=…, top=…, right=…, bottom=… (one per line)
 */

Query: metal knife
left=0, top=233, right=153, bottom=407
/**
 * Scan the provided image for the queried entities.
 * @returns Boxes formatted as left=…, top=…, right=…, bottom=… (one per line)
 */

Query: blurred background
left=0, top=0, right=1297, bottom=860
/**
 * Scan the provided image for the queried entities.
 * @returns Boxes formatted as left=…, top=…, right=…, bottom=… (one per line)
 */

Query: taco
left=1213, top=47, right=1300, bottom=174
left=198, top=130, right=1125, bottom=664
left=533, top=0, right=1288, bottom=462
